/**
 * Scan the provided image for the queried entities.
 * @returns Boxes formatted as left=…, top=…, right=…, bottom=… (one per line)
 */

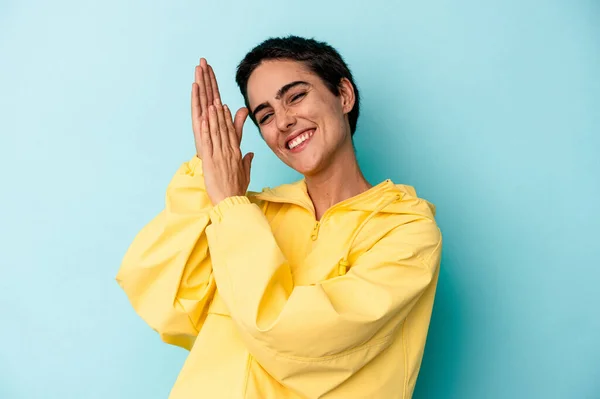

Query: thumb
left=234, top=107, right=249, bottom=142
left=242, top=152, right=254, bottom=179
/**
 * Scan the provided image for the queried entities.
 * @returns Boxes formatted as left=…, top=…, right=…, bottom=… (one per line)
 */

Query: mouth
left=286, top=128, right=315, bottom=153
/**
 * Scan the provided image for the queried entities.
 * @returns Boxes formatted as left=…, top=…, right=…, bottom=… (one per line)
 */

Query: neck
left=304, top=140, right=371, bottom=220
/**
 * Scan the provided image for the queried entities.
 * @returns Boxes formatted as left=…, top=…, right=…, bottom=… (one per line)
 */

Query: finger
left=215, top=104, right=230, bottom=150
left=201, top=116, right=212, bottom=158
left=208, top=65, right=221, bottom=104
left=198, top=66, right=209, bottom=116
left=202, top=61, right=214, bottom=106
left=223, top=105, right=239, bottom=147
left=233, top=107, right=249, bottom=142
left=208, top=105, right=222, bottom=151
left=195, top=65, right=201, bottom=86
left=191, top=83, right=201, bottom=147
left=242, top=152, right=254, bottom=181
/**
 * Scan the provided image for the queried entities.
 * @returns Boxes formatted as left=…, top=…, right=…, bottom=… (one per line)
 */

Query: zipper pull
left=311, top=221, right=320, bottom=241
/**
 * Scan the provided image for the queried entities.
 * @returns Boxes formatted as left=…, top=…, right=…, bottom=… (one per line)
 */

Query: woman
left=117, top=36, right=442, bottom=399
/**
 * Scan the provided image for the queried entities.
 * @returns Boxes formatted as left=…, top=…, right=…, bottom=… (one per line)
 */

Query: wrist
left=209, top=195, right=251, bottom=223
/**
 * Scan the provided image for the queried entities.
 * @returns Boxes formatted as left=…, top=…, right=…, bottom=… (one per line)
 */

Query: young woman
left=117, top=36, right=442, bottom=399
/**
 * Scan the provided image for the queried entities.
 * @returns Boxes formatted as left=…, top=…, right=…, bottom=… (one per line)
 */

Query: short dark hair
left=235, top=35, right=360, bottom=136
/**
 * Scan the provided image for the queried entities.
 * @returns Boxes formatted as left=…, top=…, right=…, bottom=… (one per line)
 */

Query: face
left=246, top=60, right=355, bottom=176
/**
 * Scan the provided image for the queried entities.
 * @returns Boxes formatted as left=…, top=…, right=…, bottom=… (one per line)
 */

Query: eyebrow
left=251, top=81, right=310, bottom=119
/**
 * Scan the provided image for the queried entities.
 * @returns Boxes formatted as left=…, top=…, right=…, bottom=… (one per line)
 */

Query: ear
left=338, top=78, right=356, bottom=114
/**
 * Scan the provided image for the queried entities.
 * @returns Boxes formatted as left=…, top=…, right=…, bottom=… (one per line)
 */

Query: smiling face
left=246, top=60, right=356, bottom=176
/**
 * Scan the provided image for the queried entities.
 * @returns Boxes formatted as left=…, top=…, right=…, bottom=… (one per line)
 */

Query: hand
left=200, top=100, right=253, bottom=205
left=191, top=58, right=247, bottom=159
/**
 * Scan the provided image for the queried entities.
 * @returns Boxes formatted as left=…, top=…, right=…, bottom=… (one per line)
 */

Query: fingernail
left=215, top=98, right=221, bottom=105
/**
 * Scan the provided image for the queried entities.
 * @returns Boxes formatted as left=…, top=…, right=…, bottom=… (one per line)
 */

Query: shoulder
left=382, top=183, right=442, bottom=262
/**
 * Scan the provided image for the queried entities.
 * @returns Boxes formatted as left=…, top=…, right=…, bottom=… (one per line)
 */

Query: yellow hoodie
left=116, top=156, right=442, bottom=399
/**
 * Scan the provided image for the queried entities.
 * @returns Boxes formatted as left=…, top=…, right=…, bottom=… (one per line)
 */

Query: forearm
left=116, top=156, right=216, bottom=349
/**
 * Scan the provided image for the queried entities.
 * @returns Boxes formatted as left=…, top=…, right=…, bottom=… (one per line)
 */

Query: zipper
left=254, top=180, right=396, bottom=242
left=311, top=221, right=321, bottom=241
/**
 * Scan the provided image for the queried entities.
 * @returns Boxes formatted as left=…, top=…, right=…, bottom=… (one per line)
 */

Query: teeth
left=288, top=130, right=314, bottom=150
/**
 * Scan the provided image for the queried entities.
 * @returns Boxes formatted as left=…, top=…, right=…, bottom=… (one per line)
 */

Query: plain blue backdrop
left=1, top=0, right=598, bottom=398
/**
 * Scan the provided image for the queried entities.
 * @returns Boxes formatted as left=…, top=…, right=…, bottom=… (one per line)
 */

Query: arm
left=116, top=58, right=235, bottom=349
left=116, top=156, right=214, bottom=350
left=206, top=197, right=442, bottom=397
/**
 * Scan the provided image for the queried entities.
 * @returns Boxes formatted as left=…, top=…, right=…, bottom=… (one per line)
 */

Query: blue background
left=1, top=0, right=598, bottom=398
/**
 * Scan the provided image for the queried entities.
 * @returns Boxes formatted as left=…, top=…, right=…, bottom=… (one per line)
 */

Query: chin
left=291, top=159, right=324, bottom=176
left=278, top=148, right=326, bottom=176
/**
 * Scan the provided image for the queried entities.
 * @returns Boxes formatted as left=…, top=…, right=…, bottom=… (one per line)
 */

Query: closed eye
left=259, top=113, right=273, bottom=124
left=258, top=92, right=306, bottom=124
left=291, top=92, right=306, bottom=102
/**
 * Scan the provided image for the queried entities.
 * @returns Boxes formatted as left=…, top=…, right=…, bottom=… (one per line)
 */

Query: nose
left=276, top=108, right=296, bottom=132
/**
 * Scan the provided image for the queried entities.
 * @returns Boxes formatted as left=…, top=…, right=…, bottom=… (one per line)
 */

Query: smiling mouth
left=286, top=129, right=315, bottom=151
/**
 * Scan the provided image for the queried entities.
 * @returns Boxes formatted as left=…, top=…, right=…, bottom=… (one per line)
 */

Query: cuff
left=209, top=196, right=251, bottom=224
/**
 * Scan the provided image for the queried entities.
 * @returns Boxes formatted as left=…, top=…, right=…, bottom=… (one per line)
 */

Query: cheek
left=294, top=98, right=330, bottom=123
left=261, top=128, right=280, bottom=150
left=313, top=93, right=342, bottom=119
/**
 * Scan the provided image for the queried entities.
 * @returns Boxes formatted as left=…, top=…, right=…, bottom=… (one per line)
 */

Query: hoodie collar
left=252, top=178, right=403, bottom=215
left=252, top=178, right=436, bottom=277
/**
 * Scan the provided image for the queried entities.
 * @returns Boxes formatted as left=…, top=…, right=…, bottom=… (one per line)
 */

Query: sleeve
left=205, top=196, right=442, bottom=397
left=116, top=156, right=215, bottom=350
